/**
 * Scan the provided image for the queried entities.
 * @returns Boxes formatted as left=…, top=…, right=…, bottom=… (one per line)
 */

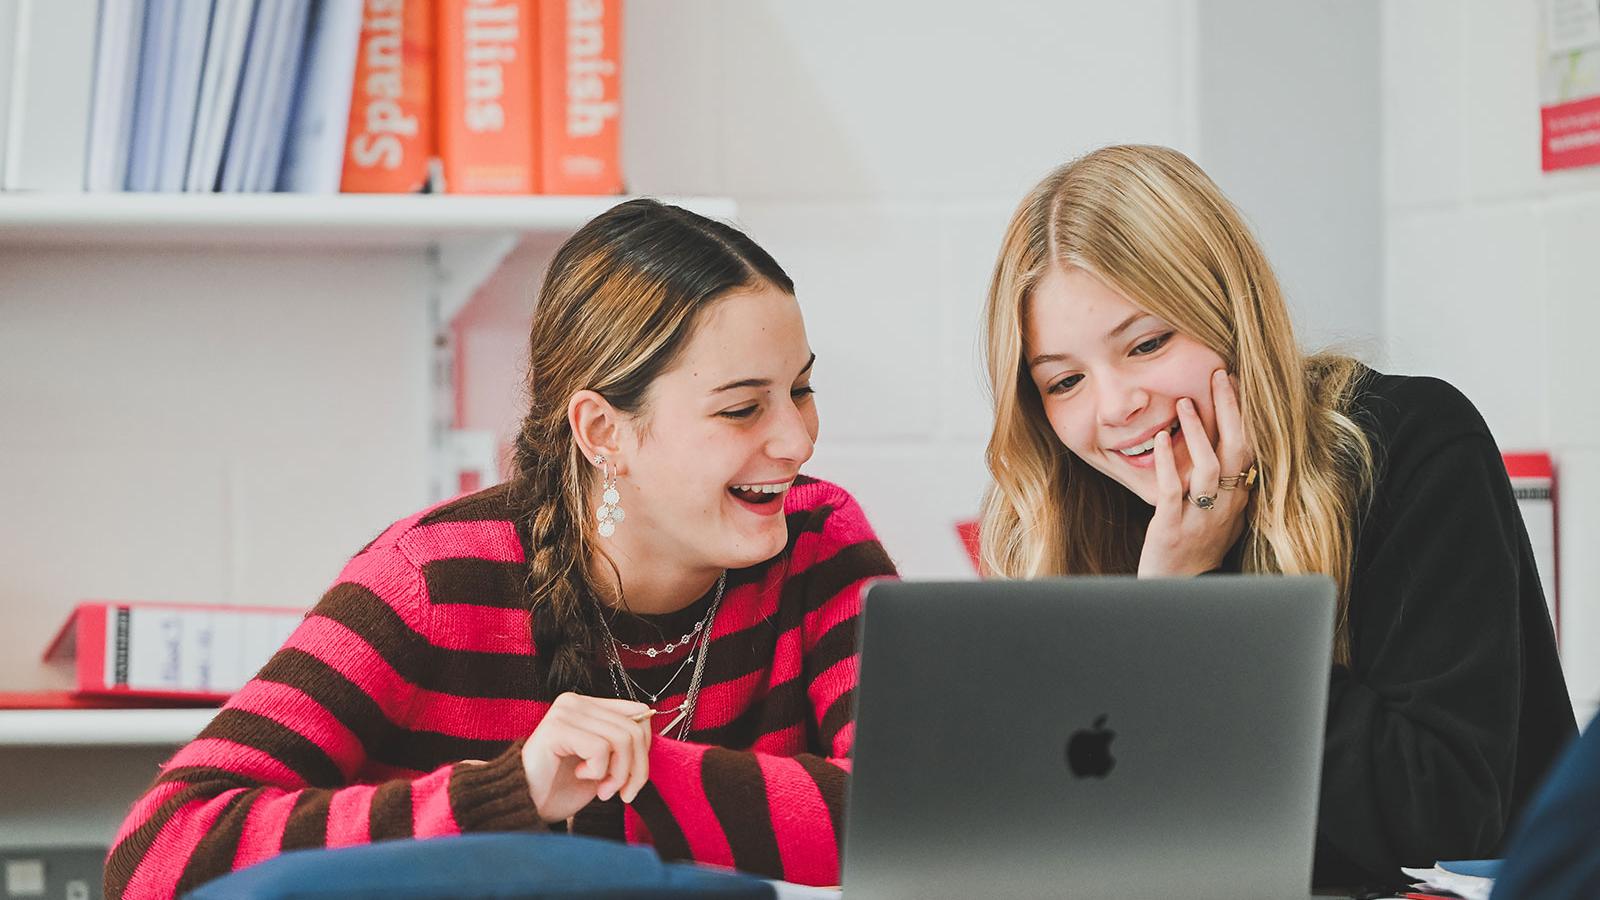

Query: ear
left=568, top=389, right=626, bottom=474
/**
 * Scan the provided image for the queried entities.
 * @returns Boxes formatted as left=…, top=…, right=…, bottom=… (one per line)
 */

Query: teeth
left=1120, top=436, right=1158, bottom=457
left=1117, top=422, right=1179, bottom=457
left=732, top=481, right=792, bottom=494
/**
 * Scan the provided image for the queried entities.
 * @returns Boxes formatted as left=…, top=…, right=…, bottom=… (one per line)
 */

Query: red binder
left=43, top=601, right=306, bottom=702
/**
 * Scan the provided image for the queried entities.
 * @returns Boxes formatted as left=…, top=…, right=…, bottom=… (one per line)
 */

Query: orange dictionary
left=535, top=0, right=622, bottom=194
left=341, top=0, right=435, bottom=193
left=437, top=0, right=537, bottom=193
left=43, top=601, right=305, bottom=702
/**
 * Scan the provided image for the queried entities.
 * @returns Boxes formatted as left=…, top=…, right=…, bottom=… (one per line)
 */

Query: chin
left=723, top=527, right=788, bottom=570
left=1101, top=469, right=1157, bottom=508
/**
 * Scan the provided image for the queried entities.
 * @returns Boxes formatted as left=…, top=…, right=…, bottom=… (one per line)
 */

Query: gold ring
left=1219, top=464, right=1259, bottom=491
left=1190, top=493, right=1217, bottom=510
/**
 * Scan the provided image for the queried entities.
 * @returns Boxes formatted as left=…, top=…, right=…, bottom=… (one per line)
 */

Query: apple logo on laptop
left=1066, top=714, right=1116, bottom=778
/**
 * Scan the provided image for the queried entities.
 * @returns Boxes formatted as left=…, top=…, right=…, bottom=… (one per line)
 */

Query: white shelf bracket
left=430, top=233, right=522, bottom=329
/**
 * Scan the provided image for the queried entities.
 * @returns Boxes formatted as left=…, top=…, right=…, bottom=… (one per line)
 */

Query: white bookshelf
left=0, top=193, right=739, bottom=249
left=0, top=708, right=217, bottom=747
left=0, top=193, right=739, bottom=321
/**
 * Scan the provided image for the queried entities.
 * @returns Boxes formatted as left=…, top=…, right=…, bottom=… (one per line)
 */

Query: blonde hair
left=978, top=145, right=1374, bottom=664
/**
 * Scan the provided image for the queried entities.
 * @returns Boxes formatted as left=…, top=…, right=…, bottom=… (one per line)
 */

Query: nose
left=1093, top=369, right=1148, bottom=428
left=766, top=395, right=816, bottom=465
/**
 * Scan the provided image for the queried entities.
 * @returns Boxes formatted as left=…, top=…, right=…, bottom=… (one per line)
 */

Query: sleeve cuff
left=447, top=739, right=545, bottom=833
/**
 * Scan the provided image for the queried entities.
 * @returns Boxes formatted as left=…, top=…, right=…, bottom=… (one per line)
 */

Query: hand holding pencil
left=520, top=693, right=654, bottom=824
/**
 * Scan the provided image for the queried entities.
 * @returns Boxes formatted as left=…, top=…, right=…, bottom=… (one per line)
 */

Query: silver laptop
left=842, top=576, right=1335, bottom=900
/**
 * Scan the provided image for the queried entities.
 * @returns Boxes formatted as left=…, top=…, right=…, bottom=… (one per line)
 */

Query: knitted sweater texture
left=104, top=476, right=895, bottom=898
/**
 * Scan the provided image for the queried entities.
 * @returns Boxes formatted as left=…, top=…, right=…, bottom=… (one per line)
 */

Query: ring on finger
left=1218, top=464, right=1259, bottom=491
left=1189, top=493, right=1218, bottom=510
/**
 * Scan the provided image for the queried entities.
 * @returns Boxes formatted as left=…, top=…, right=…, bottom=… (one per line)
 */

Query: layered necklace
left=596, top=572, right=726, bottom=740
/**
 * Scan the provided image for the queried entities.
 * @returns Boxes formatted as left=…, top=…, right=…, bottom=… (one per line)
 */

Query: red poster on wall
left=1540, top=0, right=1600, bottom=171
left=1542, top=96, right=1600, bottom=171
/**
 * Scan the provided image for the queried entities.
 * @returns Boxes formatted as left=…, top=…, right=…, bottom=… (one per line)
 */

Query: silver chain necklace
left=608, top=635, right=699, bottom=702
left=610, top=614, right=709, bottom=658
left=598, top=572, right=725, bottom=740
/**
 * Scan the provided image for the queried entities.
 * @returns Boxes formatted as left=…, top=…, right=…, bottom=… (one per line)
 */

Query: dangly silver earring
left=593, top=454, right=624, bottom=538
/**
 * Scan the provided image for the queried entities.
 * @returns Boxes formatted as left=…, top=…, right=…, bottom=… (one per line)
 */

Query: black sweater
left=1308, top=369, right=1576, bottom=887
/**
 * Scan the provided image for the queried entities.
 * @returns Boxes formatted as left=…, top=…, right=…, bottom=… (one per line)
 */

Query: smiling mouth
left=1114, top=421, right=1181, bottom=458
left=728, top=481, right=792, bottom=505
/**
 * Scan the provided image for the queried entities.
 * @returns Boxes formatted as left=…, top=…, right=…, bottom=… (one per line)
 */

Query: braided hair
left=508, top=199, right=794, bottom=697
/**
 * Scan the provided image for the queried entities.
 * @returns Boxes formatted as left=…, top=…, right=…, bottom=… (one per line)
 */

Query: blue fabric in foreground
left=183, top=833, right=777, bottom=899
left=1492, top=712, right=1600, bottom=900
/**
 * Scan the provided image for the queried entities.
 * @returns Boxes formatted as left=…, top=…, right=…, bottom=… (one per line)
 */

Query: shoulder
left=1347, top=369, right=1498, bottom=478
left=1347, top=368, right=1493, bottom=448
left=784, top=476, right=877, bottom=541
left=359, top=481, right=528, bottom=573
left=327, top=483, right=528, bottom=641
left=1344, top=369, right=1511, bottom=511
left=781, top=475, right=897, bottom=575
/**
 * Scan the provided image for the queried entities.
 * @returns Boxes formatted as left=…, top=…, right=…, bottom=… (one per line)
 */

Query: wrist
left=519, top=740, right=560, bottom=824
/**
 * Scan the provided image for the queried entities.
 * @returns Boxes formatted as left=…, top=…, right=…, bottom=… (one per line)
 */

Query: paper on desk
left=1400, top=864, right=1494, bottom=900
left=765, top=882, right=841, bottom=900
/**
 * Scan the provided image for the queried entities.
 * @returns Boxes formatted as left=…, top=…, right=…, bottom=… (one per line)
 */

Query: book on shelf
left=436, top=0, right=537, bottom=194
left=127, top=0, right=213, bottom=192
left=185, top=0, right=257, bottom=192
left=249, top=0, right=315, bottom=190
left=220, top=0, right=313, bottom=192
left=279, top=0, right=365, bottom=192
left=156, top=0, right=214, bottom=191
left=1505, top=452, right=1559, bottom=634
left=0, top=0, right=625, bottom=194
left=85, top=0, right=146, bottom=191
left=536, top=0, right=620, bottom=194
left=341, top=0, right=435, bottom=193
left=43, top=600, right=306, bottom=703
left=435, top=0, right=623, bottom=195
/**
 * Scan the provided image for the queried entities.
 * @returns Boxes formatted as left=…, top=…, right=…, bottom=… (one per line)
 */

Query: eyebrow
left=1027, top=312, right=1152, bottom=368
left=710, top=353, right=817, bottom=394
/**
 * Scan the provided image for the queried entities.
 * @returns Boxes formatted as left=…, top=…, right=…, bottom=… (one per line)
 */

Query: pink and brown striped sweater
left=104, top=476, right=895, bottom=898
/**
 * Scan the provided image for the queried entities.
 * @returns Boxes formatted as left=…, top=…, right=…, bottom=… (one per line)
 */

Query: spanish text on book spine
left=537, top=0, right=622, bottom=194
left=342, top=0, right=436, bottom=193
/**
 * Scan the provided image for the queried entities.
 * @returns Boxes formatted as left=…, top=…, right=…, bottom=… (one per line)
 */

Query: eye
left=791, top=385, right=816, bottom=400
left=719, top=405, right=758, bottom=420
left=1132, top=332, right=1174, bottom=356
left=1046, top=373, right=1083, bottom=395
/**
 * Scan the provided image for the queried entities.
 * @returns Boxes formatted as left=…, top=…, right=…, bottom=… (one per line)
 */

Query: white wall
left=1196, top=2, right=1383, bottom=354
left=1382, top=0, right=1600, bottom=725
left=0, top=1, right=1395, bottom=696
left=0, top=248, right=434, bottom=692
left=613, top=0, right=1388, bottom=578
left=622, top=0, right=1204, bottom=577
